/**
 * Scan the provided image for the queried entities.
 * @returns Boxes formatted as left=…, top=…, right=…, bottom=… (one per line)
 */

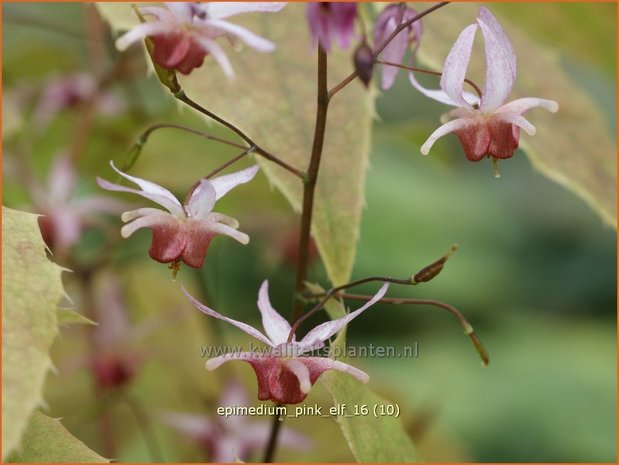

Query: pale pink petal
left=201, top=18, right=275, bottom=52
left=285, top=359, right=311, bottom=394
left=299, top=283, right=388, bottom=347
left=439, top=23, right=478, bottom=109
left=115, top=22, right=176, bottom=51
left=195, top=37, right=235, bottom=77
left=477, top=8, right=516, bottom=112
left=495, top=97, right=559, bottom=115
left=51, top=209, right=81, bottom=250
left=420, top=117, right=479, bottom=155
left=164, top=2, right=194, bottom=21
left=409, top=70, right=461, bottom=107
left=210, top=165, right=260, bottom=200
left=243, top=423, right=313, bottom=451
left=120, top=211, right=176, bottom=238
left=494, top=112, right=536, bottom=135
left=219, top=379, right=250, bottom=409
left=98, top=162, right=183, bottom=216
left=302, top=357, right=369, bottom=384
left=47, top=155, right=76, bottom=203
left=120, top=207, right=164, bottom=222
left=205, top=2, right=286, bottom=19
left=257, top=280, right=292, bottom=346
left=138, top=6, right=176, bottom=21
left=209, top=222, right=249, bottom=245
left=183, top=288, right=273, bottom=346
left=208, top=212, right=240, bottom=228
left=378, top=18, right=405, bottom=90
left=159, top=411, right=215, bottom=439
left=71, top=196, right=127, bottom=216
left=186, top=179, right=216, bottom=219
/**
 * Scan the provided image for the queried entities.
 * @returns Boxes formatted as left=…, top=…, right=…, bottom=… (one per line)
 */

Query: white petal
left=120, top=212, right=175, bottom=238
left=210, top=165, right=260, bottom=200
left=439, top=23, right=478, bottom=109
left=205, top=2, right=286, bottom=19
left=195, top=37, right=235, bottom=78
left=208, top=212, right=240, bottom=228
left=183, top=287, right=273, bottom=347
left=209, top=222, right=249, bottom=245
left=202, top=19, right=275, bottom=52
left=115, top=22, right=175, bottom=51
left=285, top=359, right=311, bottom=394
left=186, top=179, right=216, bottom=219
left=299, top=284, right=389, bottom=347
left=164, top=2, right=193, bottom=21
left=205, top=351, right=263, bottom=370
left=257, top=280, right=292, bottom=346
left=99, top=161, right=184, bottom=216
left=420, top=118, right=478, bottom=155
left=477, top=8, right=516, bottom=112
left=496, top=97, right=559, bottom=115
left=495, top=113, right=536, bottom=136
left=303, top=357, right=369, bottom=384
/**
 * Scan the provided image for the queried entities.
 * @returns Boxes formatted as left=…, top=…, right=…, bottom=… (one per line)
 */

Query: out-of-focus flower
left=184, top=280, right=388, bottom=404
left=306, top=2, right=357, bottom=52
left=32, top=154, right=126, bottom=256
left=97, top=162, right=259, bottom=269
left=410, top=7, right=558, bottom=168
left=116, top=2, right=286, bottom=76
left=161, top=380, right=311, bottom=461
left=33, top=73, right=124, bottom=129
left=374, top=4, right=422, bottom=90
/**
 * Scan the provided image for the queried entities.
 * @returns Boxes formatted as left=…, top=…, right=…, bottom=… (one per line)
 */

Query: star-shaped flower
left=410, top=7, right=558, bottom=169
left=306, top=2, right=358, bottom=52
left=184, top=280, right=388, bottom=404
left=97, top=162, right=258, bottom=269
left=161, top=380, right=311, bottom=461
left=116, top=2, right=286, bottom=76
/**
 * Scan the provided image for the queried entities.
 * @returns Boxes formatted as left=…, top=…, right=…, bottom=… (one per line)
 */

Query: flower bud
left=412, top=244, right=458, bottom=284
left=354, top=41, right=374, bottom=88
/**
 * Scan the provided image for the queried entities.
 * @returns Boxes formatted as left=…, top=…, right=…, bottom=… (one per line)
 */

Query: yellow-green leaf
left=306, top=283, right=418, bottom=462
left=2, top=207, right=66, bottom=458
left=414, top=2, right=616, bottom=228
left=96, top=3, right=374, bottom=285
left=8, top=411, right=108, bottom=463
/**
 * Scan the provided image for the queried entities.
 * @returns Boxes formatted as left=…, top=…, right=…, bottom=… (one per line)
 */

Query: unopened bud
left=354, top=41, right=374, bottom=88
left=412, top=244, right=459, bottom=284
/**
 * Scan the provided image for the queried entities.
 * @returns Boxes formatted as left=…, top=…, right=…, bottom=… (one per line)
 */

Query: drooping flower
left=184, top=280, right=388, bottom=404
left=30, top=154, right=126, bottom=257
left=116, top=2, right=286, bottom=76
left=161, top=380, right=311, bottom=461
left=410, top=7, right=558, bottom=171
left=306, top=2, right=358, bottom=52
left=374, top=4, right=423, bottom=90
left=97, top=162, right=259, bottom=269
left=33, top=73, right=124, bottom=129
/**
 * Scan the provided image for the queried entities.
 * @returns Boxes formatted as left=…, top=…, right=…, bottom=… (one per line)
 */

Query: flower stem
left=337, top=293, right=489, bottom=366
left=174, top=91, right=305, bottom=179
left=262, top=404, right=283, bottom=462
left=377, top=60, right=483, bottom=99
left=329, top=2, right=450, bottom=99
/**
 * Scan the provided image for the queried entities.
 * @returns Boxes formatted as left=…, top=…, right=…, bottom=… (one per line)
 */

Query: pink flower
left=160, top=380, right=311, bottom=461
left=31, top=154, right=125, bottom=256
left=410, top=7, right=558, bottom=165
left=97, top=162, right=259, bottom=268
left=34, top=73, right=124, bottom=129
left=374, top=4, right=422, bottom=90
left=306, top=2, right=358, bottom=52
left=184, top=280, right=388, bottom=405
left=116, top=2, right=286, bottom=76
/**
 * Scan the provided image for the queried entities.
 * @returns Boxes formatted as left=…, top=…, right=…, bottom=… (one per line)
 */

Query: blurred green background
left=2, top=2, right=616, bottom=463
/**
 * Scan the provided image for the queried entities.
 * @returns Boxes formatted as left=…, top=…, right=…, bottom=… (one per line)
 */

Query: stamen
left=492, top=158, right=501, bottom=178
left=169, top=260, right=181, bottom=281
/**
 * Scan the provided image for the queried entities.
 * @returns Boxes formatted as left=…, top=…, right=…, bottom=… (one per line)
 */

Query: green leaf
left=57, top=309, right=96, bottom=326
left=306, top=283, right=418, bottom=462
left=415, top=3, right=616, bottom=228
left=2, top=207, right=66, bottom=459
left=96, top=4, right=374, bottom=285
left=8, top=411, right=108, bottom=463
